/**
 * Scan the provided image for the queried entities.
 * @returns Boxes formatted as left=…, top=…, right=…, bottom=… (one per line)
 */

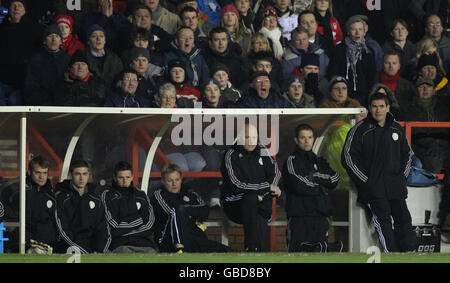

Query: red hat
left=260, top=5, right=277, bottom=19
left=220, top=4, right=239, bottom=20
left=54, top=14, right=74, bottom=32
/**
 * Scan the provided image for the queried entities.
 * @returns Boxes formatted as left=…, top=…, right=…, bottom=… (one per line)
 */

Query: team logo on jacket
left=314, top=164, right=318, bottom=170
left=183, top=196, right=190, bottom=203
left=46, top=200, right=53, bottom=209
left=259, top=157, right=263, bottom=165
left=136, top=202, right=141, bottom=210
left=89, top=201, right=95, bottom=209
left=392, top=133, right=399, bottom=141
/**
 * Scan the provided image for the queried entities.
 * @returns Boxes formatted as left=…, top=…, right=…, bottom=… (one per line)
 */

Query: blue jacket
left=104, top=90, right=151, bottom=108
left=237, top=88, right=290, bottom=108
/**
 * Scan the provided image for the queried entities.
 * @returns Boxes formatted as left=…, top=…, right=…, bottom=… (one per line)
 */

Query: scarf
left=379, top=71, right=400, bottom=92
left=345, top=37, right=370, bottom=91
left=69, top=72, right=91, bottom=82
left=260, top=27, right=284, bottom=58
left=61, top=34, right=72, bottom=53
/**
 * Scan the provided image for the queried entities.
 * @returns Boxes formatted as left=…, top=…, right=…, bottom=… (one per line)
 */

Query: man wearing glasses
left=104, top=69, right=151, bottom=107
left=423, top=14, right=450, bottom=65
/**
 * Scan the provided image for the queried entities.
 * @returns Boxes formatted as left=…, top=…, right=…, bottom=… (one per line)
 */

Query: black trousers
left=286, top=216, right=330, bottom=252
left=365, top=198, right=417, bottom=252
left=223, top=192, right=271, bottom=251
left=158, top=204, right=232, bottom=253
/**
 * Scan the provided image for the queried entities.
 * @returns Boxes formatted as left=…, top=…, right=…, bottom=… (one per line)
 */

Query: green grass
left=0, top=253, right=449, bottom=263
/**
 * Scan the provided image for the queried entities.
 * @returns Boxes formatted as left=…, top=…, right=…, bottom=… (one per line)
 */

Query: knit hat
left=345, top=15, right=367, bottom=34
left=168, top=59, right=186, bottom=71
left=300, top=53, right=320, bottom=68
left=210, top=63, right=230, bottom=76
left=201, top=78, right=221, bottom=95
left=328, top=76, right=349, bottom=92
left=54, top=14, right=74, bottom=32
left=260, top=5, right=277, bottom=19
left=8, top=0, right=27, bottom=10
left=417, top=53, right=439, bottom=72
left=220, top=4, right=240, bottom=20
left=283, top=75, right=304, bottom=92
left=129, top=47, right=150, bottom=61
left=87, top=24, right=105, bottom=39
left=70, top=50, right=89, bottom=67
left=415, top=77, right=435, bottom=88
left=42, top=24, right=63, bottom=41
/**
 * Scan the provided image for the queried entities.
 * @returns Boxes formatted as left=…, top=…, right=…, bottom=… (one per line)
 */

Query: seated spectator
left=298, top=10, right=334, bottom=58
left=55, top=160, right=111, bottom=254
left=327, top=15, right=376, bottom=107
left=291, top=53, right=328, bottom=105
left=176, top=0, right=214, bottom=36
left=153, top=83, right=179, bottom=108
left=0, top=0, right=42, bottom=103
left=234, top=0, right=256, bottom=34
left=258, top=5, right=284, bottom=60
left=282, top=26, right=329, bottom=77
left=369, top=83, right=402, bottom=120
left=376, top=51, right=417, bottom=108
left=85, top=24, right=123, bottom=92
left=202, top=27, right=248, bottom=88
left=104, top=69, right=151, bottom=107
left=320, top=76, right=362, bottom=108
left=416, top=52, right=450, bottom=99
left=382, top=19, right=417, bottom=79
left=24, top=24, right=70, bottom=106
left=101, top=161, right=156, bottom=253
left=237, top=71, right=290, bottom=108
left=310, top=0, right=343, bottom=47
left=178, top=6, right=208, bottom=52
left=282, top=76, right=315, bottom=108
left=407, top=38, right=445, bottom=81
left=249, top=51, right=283, bottom=93
left=164, top=27, right=210, bottom=88
left=142, top=0, right=179, bottom=34
left=211, top=63, right=243, bottom=104
left=151, top=163, right=233, bottom=253
left=166, top=59, right=201, bottom=105
left=122, top=27, right=164, bottom=67
left=128, top=47, right=162, bottom=100
left=220, top=4, right=252, bottom=57
left=201, top=79, right=226, bottom=108
left=421, top=14, right=450, bottom=69
left=401, top=77, right=450, bottom=173
left=54, top=14, right=85, bottom=56
left=55, top=50, right=106, bottom=106
left=272, top=0, right=298, bottom=41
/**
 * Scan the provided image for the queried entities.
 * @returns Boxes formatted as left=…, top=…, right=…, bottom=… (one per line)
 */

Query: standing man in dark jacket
left=101, top=161, right=156, bottom=253
left=221, top=123, right=281, bottom=252
left=283, top=124, right=339, bottom=252
left=151, top=163, right=232, bottom=253
left=55, top=160, right=111, bottom=254
left=341, top=92, right=417, bottom=252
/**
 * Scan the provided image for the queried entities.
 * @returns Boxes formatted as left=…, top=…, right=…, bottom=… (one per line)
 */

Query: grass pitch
left=0, top=252, right=449, bottom=263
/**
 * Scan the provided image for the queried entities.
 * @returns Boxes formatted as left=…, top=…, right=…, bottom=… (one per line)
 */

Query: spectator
left=104, top=69, right=151, bottom=107
left=298, top=10, right=334, bottom=57
left=55, top=160, right=112, bottom=254
left=234, top=0, right=256, bottom=34
left=422, top=14, right=450, bottom=66
left=201, top=78, right=226, bottom=108
left=164, top=27, right=210, bottom=88
left=0, top=0, right=42, bottom=103
left=342, top=92, right=417, bottom=252
left=272, top=0, right=298, bottom=41
left=283, top=123, right=339, bottom=252
left=153, top=83, right=178, bottom=108
left=221, top=122, right=281, bottom=252
left=24, top=24, right=70, bottom=106
left=178, top=6, right=208, bottom=52
left=54, top=14, right=85, bottom=56
left=84, top=24, right=123, bottom=92
left=151, top=163, right=233, bottom=253
left=176, top=0, right=214, bottom=35
left=101, top=161, right=156, bottom=253
left=258, top=5, right=284, bottom=60
left=282, top=76, right=315, bottom=108
left=327, top=15, right=376, bottom=107
left=291, top=53, right=328, bottom=105
left=376, top=51, right=417, bottom=108
left=408, top=0, right=442, bottom=41
left=382, top=19, right=417, bottom=80
left=310, top=0, right=343, bottom=47
left=128, top=47, right=162, bottom=99
left=142, top=0, right=179, bottom=34
left=122, top=27, right=164, bottom=68
left=237, top=71, right=290, bottom=108
left=416, top=52, right=450, bottom=98
left=369, top=83, right=402, bottom=120
left=319, top=76, right=361, bottom=108
left=402, top=77, right=450, bottom=173
left=166, top=59, right=201, bottom=105
left=211, top=63, right=243, bottom=105
left=282, top=26, right=329, bottom=77
left=55, top=50, right=106, bottom=106
left=354, top=15, right=384, bottom=73
left=202, top=27, right=248, bottom=88
left=220, top=4, right=252, bottom=57
left=249, top=51, right=283, bottom=93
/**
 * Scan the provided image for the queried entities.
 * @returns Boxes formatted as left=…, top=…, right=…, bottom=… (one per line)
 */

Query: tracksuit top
left=282, top=148, right=339, bottom=218
left=341, top=113, right=414, bottom=202
left=221, top=144, right=281, bottom=203
left=101, top=183, right=155, bottom=250
left=55, top=180, right=111, bottom=254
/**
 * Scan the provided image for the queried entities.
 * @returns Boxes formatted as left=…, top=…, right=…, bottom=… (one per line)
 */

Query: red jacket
left=317, top=17, right=343, bottom=47
left=62, top=34, right=85, bottom=56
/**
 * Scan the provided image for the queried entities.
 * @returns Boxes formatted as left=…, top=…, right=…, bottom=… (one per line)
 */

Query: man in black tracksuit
left=342, top=92, right=417, bottom=252
left=101, top=161, right=156, bottom=253
left=151, top=163, right=232, bottom=253
left=55, top=160, right=111, bottom=254
left=283, top=124, right=339, bottom=252
left=221, top=123, right=282, bottom=252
